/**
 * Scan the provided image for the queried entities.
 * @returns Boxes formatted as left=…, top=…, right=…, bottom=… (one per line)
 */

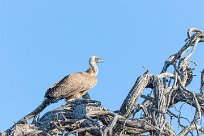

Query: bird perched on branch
left=19, top=56, right=103, bottom=123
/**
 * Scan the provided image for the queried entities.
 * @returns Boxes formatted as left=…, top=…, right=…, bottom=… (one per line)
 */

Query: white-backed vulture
left=19, top=56, right=103, bottom=123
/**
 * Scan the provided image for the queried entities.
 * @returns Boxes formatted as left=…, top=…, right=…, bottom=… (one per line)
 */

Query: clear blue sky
left=1, top=0, right=204, bottom=132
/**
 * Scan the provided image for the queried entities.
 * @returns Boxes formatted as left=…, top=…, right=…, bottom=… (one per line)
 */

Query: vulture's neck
left=86, top=61, right=98, bottom=76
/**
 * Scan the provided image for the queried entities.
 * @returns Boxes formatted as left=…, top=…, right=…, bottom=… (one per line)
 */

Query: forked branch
left=1, top=28, right=204, bottom=136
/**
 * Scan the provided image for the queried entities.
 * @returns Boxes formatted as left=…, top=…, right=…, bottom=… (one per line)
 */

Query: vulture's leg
left=82, top=92, right=90, bottom=100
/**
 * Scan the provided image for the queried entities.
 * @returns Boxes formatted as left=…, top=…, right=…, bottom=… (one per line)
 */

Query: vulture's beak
left=97, top=57, right=103, bottom=63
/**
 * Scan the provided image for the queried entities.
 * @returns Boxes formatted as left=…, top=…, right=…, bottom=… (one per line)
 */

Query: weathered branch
left=119, top=73, right=153, bottom=117
left=179, top=124, right=204, bottom=136
left=2, top=28, right=204, bottom=136
left=200, top=69, right=204, bottom=95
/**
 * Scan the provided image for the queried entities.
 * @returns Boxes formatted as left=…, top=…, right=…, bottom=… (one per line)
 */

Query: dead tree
left=1, top=28, right=204, bottom=136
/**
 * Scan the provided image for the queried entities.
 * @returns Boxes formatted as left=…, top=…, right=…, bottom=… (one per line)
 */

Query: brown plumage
left=45, top=72, right=97, bottom=102
left=19, top=56, right=103, bottom=123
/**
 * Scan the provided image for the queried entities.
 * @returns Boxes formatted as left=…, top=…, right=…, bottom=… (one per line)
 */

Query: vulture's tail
left=18, top=98, right=50, bottom=124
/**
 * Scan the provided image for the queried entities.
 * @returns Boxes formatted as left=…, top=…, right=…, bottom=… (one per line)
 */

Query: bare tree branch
left=2, top=28, right=204, bottom=136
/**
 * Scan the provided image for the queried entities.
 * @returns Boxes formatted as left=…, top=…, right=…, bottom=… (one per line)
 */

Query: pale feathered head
left=89, top=56, right=103, bottom=64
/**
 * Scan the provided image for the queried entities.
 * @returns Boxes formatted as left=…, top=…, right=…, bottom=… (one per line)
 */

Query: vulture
left=19, top=56, right=103, bottom=123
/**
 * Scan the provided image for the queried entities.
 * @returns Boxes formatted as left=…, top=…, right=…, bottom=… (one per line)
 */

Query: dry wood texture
left=1, top=28, right=204, bottom=136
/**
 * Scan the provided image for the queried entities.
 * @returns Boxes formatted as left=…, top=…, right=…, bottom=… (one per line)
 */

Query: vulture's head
left=90, top=56, right=103, bottom=64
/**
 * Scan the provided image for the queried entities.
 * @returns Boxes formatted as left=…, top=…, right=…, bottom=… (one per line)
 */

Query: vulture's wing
left=45, top=72, right=97, bottom=99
